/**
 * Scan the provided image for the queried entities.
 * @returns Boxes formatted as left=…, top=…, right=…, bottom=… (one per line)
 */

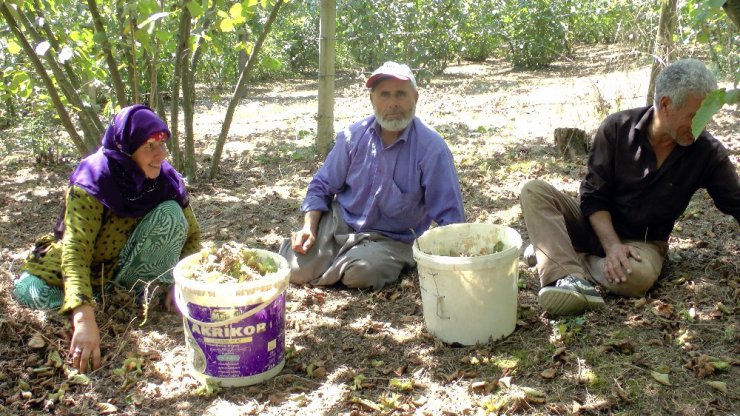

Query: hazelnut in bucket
left=174, top=242, right=289, bottom=387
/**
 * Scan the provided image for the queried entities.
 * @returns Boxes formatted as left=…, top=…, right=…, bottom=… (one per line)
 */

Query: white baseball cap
left=366, top=61, right=417, bottom=89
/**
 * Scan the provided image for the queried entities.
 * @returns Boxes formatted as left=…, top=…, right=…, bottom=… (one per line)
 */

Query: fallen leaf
left=351, top=396, right=380, bottom=411
left=28, top=333, right=45, bottom=349
left=551, top=347, right=567, bottom=361
left=351, top=374, right=366, bottom=391
left=96, top=402, right=118, bottom=414
left=650, top=371, right=670, bottom=386
left=47, top=350, right=64, bottom=368
left=461, top=370, right=477, bottom=378
left=520, top=386, right=546, bottom=398
left=652, top=301, right=674, bottom=319
left=408, top=357, right=423, bottom=366
left=707, top=356, right=730, bottom=371
left=389, top=378, right=413, bottom=391
left=289, top=393, right=308, bottom=406
left=716, top=303, right=731, bottom=315
left=412, top=395, right=428, bottom=406
left=311, top=366, right=327, bottom=379
left=705, top=381, right=727, bottom=394
left=444, top=370, right=461, bottom=383
left=604, top=340, right=636, bottom=354
left=655, top=364, right=670, bottom=374
left=540, top=368, right=557, bottom=379
left=470, top=381, right=488, bottom=392
left=268, top=394, right=284, bottom=404
left=194, top=379, right=220, bottom=397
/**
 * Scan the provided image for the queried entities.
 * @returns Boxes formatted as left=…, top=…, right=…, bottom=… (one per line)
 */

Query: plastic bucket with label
left=412, top=223, right=522, bottom=345
left=174, top=248, right=289, bottom=387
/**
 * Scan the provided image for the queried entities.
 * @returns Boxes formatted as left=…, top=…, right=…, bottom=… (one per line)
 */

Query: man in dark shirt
left=520, top=58, right=740, bottom=316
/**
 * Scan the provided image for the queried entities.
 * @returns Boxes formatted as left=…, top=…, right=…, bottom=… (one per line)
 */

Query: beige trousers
left=520, top=180, right=667, bottom=297
left=279, top=202, right=415, bottom=290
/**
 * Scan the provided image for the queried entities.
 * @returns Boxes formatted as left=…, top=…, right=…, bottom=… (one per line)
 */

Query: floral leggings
left=13, top=201, right=188, bottom=310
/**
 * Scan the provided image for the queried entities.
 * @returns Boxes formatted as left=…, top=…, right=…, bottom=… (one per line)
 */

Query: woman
left=13, top=104, right=201, bottom=373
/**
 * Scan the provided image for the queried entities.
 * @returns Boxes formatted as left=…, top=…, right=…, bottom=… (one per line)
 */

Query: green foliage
left=12, top=113, right=77, bottom=165
left=563, top=0, right=644, bottom=45
left=458, top=0, right=504, bottom=62
left=692, top=88, right=739, bottom=137
left=686, top=0, right=739, bottom=136
left=498, top=0, right=569, bottom=69
left=681, top=0, right=739, bottom=77
left=338, top=0, right=462, bottom=75
left=265, top=1, right=320, bottom=75
left=1, top=0, right=737, bottom=159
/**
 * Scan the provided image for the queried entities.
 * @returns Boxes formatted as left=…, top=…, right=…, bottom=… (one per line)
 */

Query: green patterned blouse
left=23, top=185, right=201, bottom=314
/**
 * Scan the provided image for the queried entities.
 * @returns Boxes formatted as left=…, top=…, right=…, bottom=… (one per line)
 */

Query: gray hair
left=653, top=58, right=717, bottom=108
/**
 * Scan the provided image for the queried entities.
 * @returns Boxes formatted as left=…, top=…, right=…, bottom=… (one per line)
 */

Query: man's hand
left=292, top=210, right=321, bottom=254
left=291, top=228, right=316, bottom=254
left=69, top=304, right=101, bottom=373
left=603, top=243, right=642, bottom=284
left=588, top=210, right=643, bottom=284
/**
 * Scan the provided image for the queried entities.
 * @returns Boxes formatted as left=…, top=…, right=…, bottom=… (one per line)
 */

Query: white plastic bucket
left=412, top=223, right=522, bottom=345
left=173, top=248, right=290, bottom=387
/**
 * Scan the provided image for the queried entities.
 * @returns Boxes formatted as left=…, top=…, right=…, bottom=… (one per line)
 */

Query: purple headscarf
left=65, top=104, right=189, bottom=218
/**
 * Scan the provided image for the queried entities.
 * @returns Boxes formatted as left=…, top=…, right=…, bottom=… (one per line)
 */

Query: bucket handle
left=423, top=271, right=450, bottom=320
left=175, top=285, right=284, bottom=328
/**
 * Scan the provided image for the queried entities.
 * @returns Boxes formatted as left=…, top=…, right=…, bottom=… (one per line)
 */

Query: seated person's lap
left=586, top=240, right=665, bottom=297
left=336, top=238, right=413, bottom=290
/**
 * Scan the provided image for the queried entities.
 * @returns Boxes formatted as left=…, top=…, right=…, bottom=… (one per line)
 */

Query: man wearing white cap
left=280, top=61, right=465, bottom=290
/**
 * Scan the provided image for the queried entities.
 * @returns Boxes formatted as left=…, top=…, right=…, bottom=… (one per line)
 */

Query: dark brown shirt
left=580, top=106, right=740, bottom=243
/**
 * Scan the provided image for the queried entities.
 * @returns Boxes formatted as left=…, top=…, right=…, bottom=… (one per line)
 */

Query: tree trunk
left=0, top=3, right=87, bottom=155
left=2, top=77, right=16, bottom=127
left=180, top=11, right=195, bottom=179
left=14, top=6, right=100, bottom=150
left=724, top=0, right=740, bottom=28
left=317, top=0, right=336, bottom=158
left=237, top=32, right=249, bottom=99
left=646, top=0, right=677, bottom=106
left=169, top=6, right=192, bottom=171
left=32, top=0, right=104, bottom=134
left=149, top=42, right=160, bottom=113
left=181, top=2, right=216, bottom=181
left=121, top=9, right=139, bottom=104
left=87, top=0, right=127, bottom=107
left=208, top=0, right=285, bottom=179
left=554, top=128, right=589, bottom=159
left=147, top=1, right=164, bottom=120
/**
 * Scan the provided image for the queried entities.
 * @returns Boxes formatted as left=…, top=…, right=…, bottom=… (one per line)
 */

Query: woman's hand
left=69, top=304, right=101, bottom=373
left=164, top=285, right=180, bottom=314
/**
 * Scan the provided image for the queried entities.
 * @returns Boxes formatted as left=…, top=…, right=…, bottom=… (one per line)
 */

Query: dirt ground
left=1, top=45, right=738, bottom=415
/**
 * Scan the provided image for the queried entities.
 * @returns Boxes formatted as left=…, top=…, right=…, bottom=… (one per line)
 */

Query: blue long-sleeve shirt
left=301, top=115, right=465, bottom=244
